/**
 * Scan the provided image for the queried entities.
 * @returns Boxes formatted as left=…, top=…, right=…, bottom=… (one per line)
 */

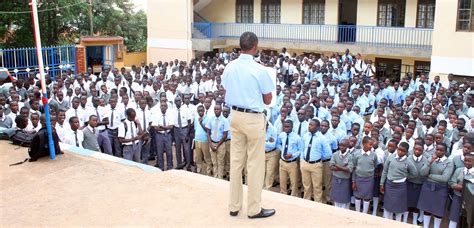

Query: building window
left=261, top=0, right=281, bottom=24
left=457, top=0, right=474, bottom=31
left=303, top=0, right=325, bottom=24
left=414, top=61, right=431, bottom=76
left=376, top=58, right=402, bottom=81
left=236, top=0, right=254, bottom=23
left=417, top=0, right=435, bottom=28
left=377, top=0, right=406, bottom=27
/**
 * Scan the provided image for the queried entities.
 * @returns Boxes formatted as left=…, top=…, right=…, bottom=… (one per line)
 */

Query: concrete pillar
left=254, top=0, right=261, bottom=23
left=405, top=0, right=418, bottom=27
left=281, top=0, right=303, bottom=24
left=147, top=0, right=193, bottom=63
left=325, top=0, right=339, bottom=25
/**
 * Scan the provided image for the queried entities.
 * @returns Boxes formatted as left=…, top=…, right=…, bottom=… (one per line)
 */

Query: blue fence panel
left=0, top=45, right=76, bottom=80
left=192, top=23, right=433, bottom=49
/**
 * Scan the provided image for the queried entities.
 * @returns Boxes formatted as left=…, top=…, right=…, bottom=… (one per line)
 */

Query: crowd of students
left=1, top=47, right=473, bottom=228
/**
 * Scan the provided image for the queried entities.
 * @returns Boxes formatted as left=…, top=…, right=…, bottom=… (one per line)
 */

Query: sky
left=132, top=0, right=147, bottom=13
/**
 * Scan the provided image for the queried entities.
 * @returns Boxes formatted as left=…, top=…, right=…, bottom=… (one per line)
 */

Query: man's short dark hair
left=239, top=32, right=258, bottom=51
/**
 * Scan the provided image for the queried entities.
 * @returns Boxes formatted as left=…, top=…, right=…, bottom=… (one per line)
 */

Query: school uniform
left=82, top=125, right=100, bottom=152
left=380, top=154, right=417, bottom=216
left=452, top=154, right=465, bottom=170
left=135, top=107, right=152, bottom=164
left=107, top=106, right=125, bottom=157
left=407, top=154, right=427, bottom=209
left=88, top=106, right=113, bottom=155
left=300, top=132, right=331, bottom=202
left=277, top=131, right=303, bottom=197
left=352, top=149, right=378, bottom=200
left=173, top=106, right=193, bottom=167
left=293, top=120, right=308, bottom=137
left=423, top=144, right=436, bottom=158
left=224, top=115, right=232, bottom=177
left=264, top=123, right=279, bottom=190
left=151, top=110, right=175, bottom=171
left=63, top=129, right=84, bottom=148
left=448, top=167, right=473, bottom=224
left=65, top=107, right=86, bottom=127
left=118, top=119, right=141, bottom=162
left=330, top=149, right=354, bottom=207
left=417, top=156, right=455, bottom=218
left=194, top=115, right=211, bottom=175
left=205, top=114, right=229, bottom=179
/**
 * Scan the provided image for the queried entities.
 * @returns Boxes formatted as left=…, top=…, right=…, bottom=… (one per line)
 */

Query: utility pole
left=89, top=0, right=93, bottom=35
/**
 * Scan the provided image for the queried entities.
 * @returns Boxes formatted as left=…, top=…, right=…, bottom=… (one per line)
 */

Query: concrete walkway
left=0, top=141, right=412, bottom=227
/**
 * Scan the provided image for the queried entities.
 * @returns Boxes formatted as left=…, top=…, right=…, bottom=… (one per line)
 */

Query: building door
left=376, top=58, right=402, bottom=82
left=102, top=45, right=115, bottom=70
left=338, top=0, right=357, bottom=43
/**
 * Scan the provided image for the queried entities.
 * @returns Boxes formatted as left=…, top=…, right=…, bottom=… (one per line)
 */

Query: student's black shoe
left=248, top=208, right=276, bottom=219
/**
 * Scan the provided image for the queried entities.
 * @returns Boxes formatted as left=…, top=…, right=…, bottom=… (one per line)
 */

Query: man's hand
left=352, top=182, right=357, bottom=191
left=269, top=137, right=275, bottom=143
left=454, top=184, right=463, bottom=192
left=284, top=154, right=292, bottom=160
left=379, top=186, right=384, bottom=194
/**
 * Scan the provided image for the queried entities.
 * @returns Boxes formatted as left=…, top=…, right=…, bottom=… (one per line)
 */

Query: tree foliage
left=0, top=0, right=147, bottom=52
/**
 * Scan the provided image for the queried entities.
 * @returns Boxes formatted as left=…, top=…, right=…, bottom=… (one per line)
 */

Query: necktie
left=283, top=133, right=289, bottom=158
left=110, top=109, right=114, bottom=127
left=213, top=118, right=219, bottom=140
left=131, top=122, right=135, bottom=144
left=298, top=122, right=302, bottom=135
left=96, top=108, right=100, bottom=120
left=425, top=128, right=429, bottom=135
left=162, top=114, right=166, bottom=128
left=316, top=107, right=319, bottom=118
left=142, top=110, right=146, bottom=130
left=75, top=131, right=79, bottom=147
left=178, top=109, right=182, bottom=128
left=92, top=128, right=95, bottom=134
left=306, top=133, right=314, bottom=161
left=75, top=109, right=78, bottom=117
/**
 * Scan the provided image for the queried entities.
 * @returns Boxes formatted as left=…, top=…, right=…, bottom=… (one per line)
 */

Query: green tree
left=0, top=0, right=147, bottom=52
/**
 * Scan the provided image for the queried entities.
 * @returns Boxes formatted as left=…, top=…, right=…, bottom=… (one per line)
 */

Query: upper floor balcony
left=192, top=22, right=433, bottom=57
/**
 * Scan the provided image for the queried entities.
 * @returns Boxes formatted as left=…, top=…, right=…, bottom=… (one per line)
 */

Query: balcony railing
left=192, top=22, right=433, bottom=49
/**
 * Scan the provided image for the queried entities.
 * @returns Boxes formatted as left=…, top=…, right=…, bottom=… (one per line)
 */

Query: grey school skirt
left=449, top=194, right=462, bottom=223
left=384, top=180, right=408, bottom=213
left=417, top=180, right=448, bottom=217
left=407, top=181, right=423, bottom=208
left=373, top=176, right=381, bottom=197
left=331, top=175, right=351, bottom=204
left=354, top=175, right=374, bottom=200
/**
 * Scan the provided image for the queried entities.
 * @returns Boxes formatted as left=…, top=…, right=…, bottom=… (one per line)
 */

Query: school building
left=147, top=0, right=474, bottom=82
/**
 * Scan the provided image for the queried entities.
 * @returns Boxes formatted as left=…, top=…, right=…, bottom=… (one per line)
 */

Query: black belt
left=108, top=128, right=118, bottom=132
left=363, top=113, right=373, bottom=116
left=323, top=158, right=331, bottom=163
left=225, top=139, right=231, bottom=142
left=99, top=129, right=108, bottom=133
left=231, top=106, right=261, bottom=114
left=266, top=149, right=276, bottom=153
left=281, top=158, right=297, bottom=163
left=211, top=140, right=220, bottom=143
left=304, top=159, right=321, bottom=164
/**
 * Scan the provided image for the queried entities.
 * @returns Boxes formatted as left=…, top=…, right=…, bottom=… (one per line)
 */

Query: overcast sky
left=132, top=0, right=147, bottom=13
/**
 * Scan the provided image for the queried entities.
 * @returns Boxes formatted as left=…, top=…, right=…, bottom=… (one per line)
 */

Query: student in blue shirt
left=277, top=119, right=303, bottom=197
left=330, top=116, right=348, bottom=143
left=194, top=105, right=212, bottom=176
left=293, top=109, right=308, bottom=137
left=205, top=104, right=230, bottom=179
left=264, top=120, right=279, bottom=190
left=223, top=106, right=232, bottom=178
left=300, top=119, right=331, bottom=202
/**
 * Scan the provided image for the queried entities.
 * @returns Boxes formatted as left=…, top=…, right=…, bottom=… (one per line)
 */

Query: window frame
left=457, top=0, right=474, bottom=31
left=261, top=0, right=281, bottom=24
left=236, top=0, right=254, bottom=23
left=416, top=0, right=436, bottom=28
left=302, top=0, right=325, bottom=25
left=377, top=0, right=407, bottom=27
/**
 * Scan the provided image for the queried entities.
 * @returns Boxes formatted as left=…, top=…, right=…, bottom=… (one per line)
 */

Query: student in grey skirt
left=380, top=142, right=417, bottom=222
left=330, top=139, right=353, bottom=209
left=448, top=152, right=473, bottom=228
left=352, top=136, right=377, bottom=214
left=417, top=143, right=454, bottom=228
left=406, top=143, right=427, bottom=225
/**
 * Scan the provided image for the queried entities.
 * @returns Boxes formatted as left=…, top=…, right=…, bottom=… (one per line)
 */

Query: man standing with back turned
left=222, top=32, right=275, bottom=219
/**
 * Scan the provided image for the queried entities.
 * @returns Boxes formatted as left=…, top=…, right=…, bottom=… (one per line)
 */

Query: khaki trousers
left=279, top=160, right=300, bottom=197
left=225, top=140, right=231, bottom=176
left=194, top=141, right=212, bottom=176
left=210, top=143, right=226, bottom=179
left=300, top=160, right=324, bottom=202
left=264, top=150, right=280, bottom=189
left=229, top=111, right=266, bottom=216
left=322, top=161, right=332, bottom=203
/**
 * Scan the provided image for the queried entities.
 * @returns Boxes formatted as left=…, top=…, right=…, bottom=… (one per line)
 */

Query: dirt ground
left=0, top=141, right=412, bottom=227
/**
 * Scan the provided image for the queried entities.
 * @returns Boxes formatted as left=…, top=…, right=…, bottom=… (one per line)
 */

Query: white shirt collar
left=436, top=156, right=448, bottom=163
left=340, top=150, right=348, bottom=158
left=425, top=144, right=434, bottom=151
left=395, top=154, right=407, bottom=161
left=362, top=149, right=372, bottom=156
left=87, top=125, right=95, bottom=132
left=465, top=167, right=474, bottom=175
left=412, top=154, right=422, bottom=162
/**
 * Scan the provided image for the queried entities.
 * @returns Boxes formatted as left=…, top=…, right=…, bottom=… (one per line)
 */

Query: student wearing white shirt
left=64, top=116, right=84, bottom=148
left=174, top=97, right=193, bottom=170
left=151, top=102, right=175, bottom=170
left=118, top=108, right=143, bottom=162
left=65, top=97, right=86, bottom=127
left=86, top=97, right=113, bottom=155
left=135, top=98, right=152, bottom=164
left=107, top=97, right=126, bottom=157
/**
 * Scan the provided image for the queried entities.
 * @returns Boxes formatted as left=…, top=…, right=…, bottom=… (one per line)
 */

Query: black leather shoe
left=229, top=211, right=239, bottom=216
left=176, top=163, right=186, bottom=170
left=248, top=208, right=275, bottom=219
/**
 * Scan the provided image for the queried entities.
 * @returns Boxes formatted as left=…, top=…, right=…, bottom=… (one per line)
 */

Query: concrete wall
left=123, top=52, right=147, bottom=66
left=281, top=0, right=303, bottom=24
left=147, top=0, right=193, bottom=63
left=356, top=0, right=377, bottom=26
left=200, top=0, right=236, bottom=22
left=430, top=0, right=474, bottom=78
left=405, top=0, right=418, bottom=27
left=325, top=0, right=338, bottom=25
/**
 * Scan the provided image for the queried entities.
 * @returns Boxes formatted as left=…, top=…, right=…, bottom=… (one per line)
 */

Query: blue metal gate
left=0, top=45, right=76, bottom=80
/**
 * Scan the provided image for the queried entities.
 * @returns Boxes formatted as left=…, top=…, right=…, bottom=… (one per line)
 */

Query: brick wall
left=75, top=45, right=86, bottom=74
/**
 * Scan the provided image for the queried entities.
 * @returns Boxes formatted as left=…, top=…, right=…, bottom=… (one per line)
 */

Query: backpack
left=10, top=129, right=63, bottom=166
left=10, top=129, right=33, bottom=147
